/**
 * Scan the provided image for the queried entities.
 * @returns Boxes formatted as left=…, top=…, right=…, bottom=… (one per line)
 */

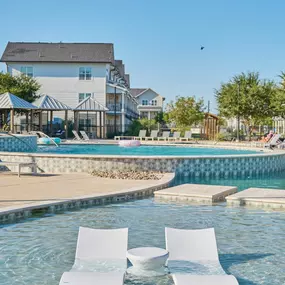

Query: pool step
left=226, top=188, right=285, bottom=209
left=154, top=184, right=237, bottom=203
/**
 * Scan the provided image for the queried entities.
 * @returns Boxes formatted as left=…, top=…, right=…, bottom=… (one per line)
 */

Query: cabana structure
left=202, top=113, right=219, bottom=140
left=74, top=96, right=108, bottom=139
left=34, top=95, right=72, bottom=139
left=0, top=92, right=38, bottom=133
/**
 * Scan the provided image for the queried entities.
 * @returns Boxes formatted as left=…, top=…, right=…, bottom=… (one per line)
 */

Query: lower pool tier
left=0, top=199, right=284, bottom=285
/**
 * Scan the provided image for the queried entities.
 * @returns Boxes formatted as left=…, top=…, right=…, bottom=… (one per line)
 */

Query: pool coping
left=0, top=173, right=175, bottom=224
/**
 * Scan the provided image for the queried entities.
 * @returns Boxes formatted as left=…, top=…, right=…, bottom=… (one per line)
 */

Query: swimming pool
left=1, top=198, right=284, bottom=285
left=37, top=144, right=260, bottom=156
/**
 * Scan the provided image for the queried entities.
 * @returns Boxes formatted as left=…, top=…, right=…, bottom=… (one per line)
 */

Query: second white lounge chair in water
left=165, top=227, right=239, bottom=285
left=59, top=227, right=128, bottom=285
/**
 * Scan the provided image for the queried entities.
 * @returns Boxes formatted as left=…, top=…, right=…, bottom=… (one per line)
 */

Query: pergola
left=34, top=95, right=72, bottom=139
left=74, top=96, right=108, bottom=139
left=0, top=92, right=38, bottom=133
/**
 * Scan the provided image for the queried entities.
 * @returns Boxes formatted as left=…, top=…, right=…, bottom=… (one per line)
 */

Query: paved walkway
left=0, top=173, right=167, bottom=210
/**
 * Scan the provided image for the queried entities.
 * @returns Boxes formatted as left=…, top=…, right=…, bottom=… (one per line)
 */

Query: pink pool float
left=118, top=140, right=141, bottom=147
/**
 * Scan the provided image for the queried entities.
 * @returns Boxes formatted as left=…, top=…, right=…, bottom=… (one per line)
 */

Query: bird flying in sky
left=201, top=46, right=205, bottom=50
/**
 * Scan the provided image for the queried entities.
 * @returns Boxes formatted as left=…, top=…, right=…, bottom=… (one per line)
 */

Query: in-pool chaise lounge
left=134, top=130, right=147, bottom=141
left=165, top=227, right=239, bottom=284
left=145, top=130, right=159, bottom=141
left=59, top=227, right=128, bottom=285
left=172, top=274, right=239, bottom=285
left=158, top=131, right=170, bottom=141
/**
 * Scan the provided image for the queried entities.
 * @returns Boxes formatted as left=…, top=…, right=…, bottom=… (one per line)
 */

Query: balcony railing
left=106, top=103, right=122, bottom=111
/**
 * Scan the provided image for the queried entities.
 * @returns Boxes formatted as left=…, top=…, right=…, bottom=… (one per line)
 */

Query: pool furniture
left=80, top=131, right=90, bottom=141
left=265, top=134, right=281, bottom=148
left=72, top=130, right=82, bottom=141
left=38, top=137, right=61, bottom=145
left=127, top=247, right=169, bottom=270
left=59, top=227, right=128, bottom=284
left=119, top=140, right=141, bottom=147
left=0, top=161, right=37, bottom=177
left=165, top=227, right=239, bottom=283
left=145, top=130, right=159, bottom=141
left=134, top=130, right=147, bottom=141
left=59, top=272, right=125, bottom=285
left=168, top=132, right=181, bottom=141
left=114, top=135, right=135, bottom=140
left=179, top=131, right=192, bottom=141
left=172, top=274, right=239, bottom=285
left=158, top=131, right=170, bottom=141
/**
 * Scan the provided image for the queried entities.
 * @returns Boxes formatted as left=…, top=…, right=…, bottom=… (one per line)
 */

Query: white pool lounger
left=59, top=227, right=128, bottom=285
left=172, top=274, right=239, bottom=285
left=59, top=272, right=125, bottom=285
left=165, top=228, right=239, bottom=283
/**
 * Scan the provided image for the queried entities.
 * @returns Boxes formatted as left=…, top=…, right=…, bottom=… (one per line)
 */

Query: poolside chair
left=165, top=228, right=239, bottom=284
left=179, top=131, right=192, bottom=141
left=134, top=130, right=147, bottom=141
left=59, top=227, right=128, bottom=285
left=158, top=131, right=170, bottom=141
left=80, top=131, right=90, bottom=141
left=145, top=130, right=159, bottom=141
left=168, top=132, right=181, bottom=141
left=172, top=274, right=238, bottom=285
left=72, top=130, right=82, bottom=141
left=265, top=134, right=281, bottom=149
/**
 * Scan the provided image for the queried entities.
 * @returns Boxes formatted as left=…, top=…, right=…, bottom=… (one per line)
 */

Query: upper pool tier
left=36, top=144, right=260, bottom=156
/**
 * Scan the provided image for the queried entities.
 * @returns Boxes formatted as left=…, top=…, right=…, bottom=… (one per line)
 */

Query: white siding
left=7, top=62, right=107, bottom=109
left=138, top=89, right=163, bottom=107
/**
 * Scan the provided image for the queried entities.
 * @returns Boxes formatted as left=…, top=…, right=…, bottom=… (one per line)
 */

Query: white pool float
left=119, top=140, right=141, bottom=147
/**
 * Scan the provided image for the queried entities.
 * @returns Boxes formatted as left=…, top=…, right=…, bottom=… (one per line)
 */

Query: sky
left=1, top=0, right=285, bottom=113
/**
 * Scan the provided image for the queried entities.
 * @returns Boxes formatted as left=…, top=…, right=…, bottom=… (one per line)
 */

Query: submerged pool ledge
left=0, top=173, right=175, bottom=224
left=0, top=150, right=285, bottom=177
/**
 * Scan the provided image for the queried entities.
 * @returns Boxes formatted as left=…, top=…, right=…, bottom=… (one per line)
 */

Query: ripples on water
left=0, top=199, right=285, bottom=285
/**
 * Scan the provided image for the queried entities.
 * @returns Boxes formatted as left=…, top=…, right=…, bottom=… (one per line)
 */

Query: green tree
left=165, top=96, right=205, bottom=131
left=138, top=118, right=157, bottom=135
left=215, top=72, right=276, bottom=139
left=0, top=72, right=41, bottom=102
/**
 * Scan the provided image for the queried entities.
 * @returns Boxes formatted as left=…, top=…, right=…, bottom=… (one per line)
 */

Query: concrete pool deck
left=226, top=187, right=285, bottom=209
left=0, top=172, right=174, bottom=223
left=154, top=184, right=237, bottom=203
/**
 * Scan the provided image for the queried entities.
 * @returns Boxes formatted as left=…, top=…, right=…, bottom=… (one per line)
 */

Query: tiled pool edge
left=0, top=173, right=175, bottom=224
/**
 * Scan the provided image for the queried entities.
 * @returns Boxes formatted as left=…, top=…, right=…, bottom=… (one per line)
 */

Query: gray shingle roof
left=115, top=59, right=125, bottom=76
left=0, top=42, right=114, bottom=64
left=124, top=74, right=130, bottom=86
left=0, top=92, right=38, bottom=109
left=130, top=88, right=147, bottom=97
left=34, top=95, right=72, bottom=110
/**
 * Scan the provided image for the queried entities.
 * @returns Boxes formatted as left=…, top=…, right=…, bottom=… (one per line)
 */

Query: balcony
left=106, top=103, right=122, bottom=111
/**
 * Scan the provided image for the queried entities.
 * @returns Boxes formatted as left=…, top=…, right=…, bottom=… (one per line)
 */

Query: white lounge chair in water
left=158, top=131, right=170, bottom=141
left=145, top=130, right=159, bottom=141
left=165, top=227, right=239, bottom=284
left=168, top=132, right=181, bottom=141
left=59, top=227, right=128, bottom=285
left=179, top=131, right=192, bottom=141
left=80, top=130, right=90, bottom=141
left=134, top=130, right=147, bottom=141
left=72, top=130, right=82, bottom=141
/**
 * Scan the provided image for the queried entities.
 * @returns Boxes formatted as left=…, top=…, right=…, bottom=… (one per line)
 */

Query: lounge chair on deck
left=179, top=131, right=192, bottom=141
left=265, top=134, right=281, bottom=148
left=166, top=227, right=239, bottom=284
left=80, top=131, right=90, bottom=141
left=72, top=130, right=82, bottom=141
left=168, top=132, right=181, bottom=141
left=59, top=227, right=128, bottom=285
left=158, top=131, right=170, bottom=141
left=134, top=130, right=147, bottom=141
left=145, top=130, right=159, bottom=141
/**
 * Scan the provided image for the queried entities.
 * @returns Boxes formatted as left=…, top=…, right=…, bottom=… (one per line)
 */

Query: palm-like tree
left=278, top=71, right=285, bottom=89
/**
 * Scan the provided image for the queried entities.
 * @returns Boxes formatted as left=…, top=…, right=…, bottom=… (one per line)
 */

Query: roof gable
left=74, top=96, right=108, bottom=111
left=130, top=88, right=148, bottom=97
left=0, top=92, right=37, bottom=109
left=34, top=95, right=72, bottom=110
left=1, top=42, right=114, bottom=64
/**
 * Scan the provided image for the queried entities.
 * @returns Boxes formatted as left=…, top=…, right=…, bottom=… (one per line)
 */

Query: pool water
left=1, top=199, right=285, bottom=285
left=36, top=144, right=260, bottom=156
left=174, top=171, right=285, bottom=191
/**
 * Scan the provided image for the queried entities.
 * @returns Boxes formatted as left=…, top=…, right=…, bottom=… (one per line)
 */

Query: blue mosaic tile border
left=0, top=135, right=37, bottom=152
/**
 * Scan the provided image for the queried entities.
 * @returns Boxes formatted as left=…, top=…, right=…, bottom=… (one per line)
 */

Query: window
left=151, top=100, right=157, bottom=106
left=79, top=93, right=91, bottom=102
left=142, top=99, right=148, bottom=105
left=21, top=66, right=33, bottom=77
left=79, top=67, right=92, bottom=80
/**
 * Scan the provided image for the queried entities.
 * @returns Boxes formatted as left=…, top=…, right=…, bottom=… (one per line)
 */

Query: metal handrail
left=29, top=131, right=59, bottom=147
